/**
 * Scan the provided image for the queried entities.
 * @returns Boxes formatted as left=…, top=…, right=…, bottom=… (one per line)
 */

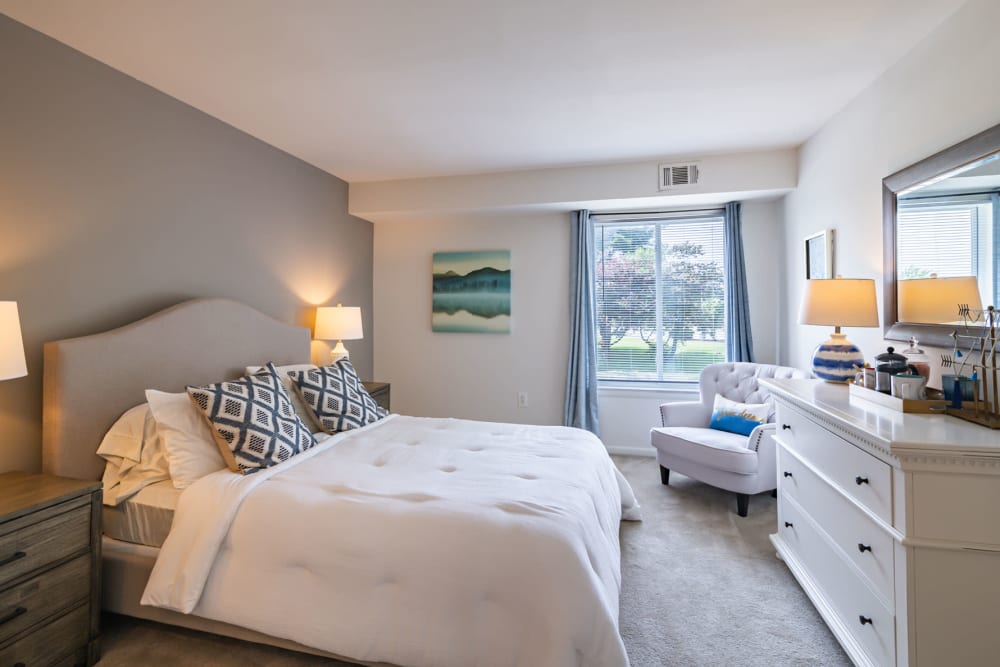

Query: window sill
left=598, top=382, right=699, bottom=398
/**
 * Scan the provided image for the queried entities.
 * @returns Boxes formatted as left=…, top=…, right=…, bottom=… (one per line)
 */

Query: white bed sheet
left=142, top=415, right=639, bottom=667
left=102, top=479, right=180, bottom=547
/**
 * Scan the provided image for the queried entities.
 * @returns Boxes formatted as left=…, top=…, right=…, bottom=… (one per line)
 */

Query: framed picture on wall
left=804, top=229, right=834, bottom=279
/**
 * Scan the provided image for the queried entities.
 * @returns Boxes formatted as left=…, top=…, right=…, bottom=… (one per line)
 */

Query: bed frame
left=42, top=298, right=386, bottom=666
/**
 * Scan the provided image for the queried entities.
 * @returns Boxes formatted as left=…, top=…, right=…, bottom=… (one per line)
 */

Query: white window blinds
left=897, top=200, right=981, bottom=279
left=594, top=212, right=726, bottom=383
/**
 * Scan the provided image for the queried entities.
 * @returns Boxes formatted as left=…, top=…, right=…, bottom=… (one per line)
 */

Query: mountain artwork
left=432, top=251, right=511, bottom=333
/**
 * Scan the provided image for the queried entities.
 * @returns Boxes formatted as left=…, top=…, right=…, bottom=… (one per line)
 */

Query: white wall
left=374, top=198, right=784, bottom=452
left=782, top=0, right=1000, bottom=386
left=374, top=211, right=569, bottom=425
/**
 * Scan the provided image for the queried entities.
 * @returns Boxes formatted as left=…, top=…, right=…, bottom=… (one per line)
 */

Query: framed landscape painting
left=432, top=250, right=511, bottom=333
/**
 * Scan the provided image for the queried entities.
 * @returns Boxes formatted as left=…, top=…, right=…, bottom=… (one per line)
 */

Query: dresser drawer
left=779, top=494, right=895, bottom=667
left=778, top=444, right=895, bottom=606
left=0, top=501, right=90, bottom=589
left=777, top=405, right=892, bottom=525
left=0, top=602, right=89, bottom=667
left=0, top=554, right=90, bottom=646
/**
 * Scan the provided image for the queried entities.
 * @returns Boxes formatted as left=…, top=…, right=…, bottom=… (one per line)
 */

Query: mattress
left=103, top=479, right=180, bottom=548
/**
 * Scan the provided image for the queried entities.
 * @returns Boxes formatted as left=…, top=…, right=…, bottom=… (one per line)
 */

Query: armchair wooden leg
left=659, top=466, right=670, bottom=485
left=736, top=493, right=749, bottom=517
left=771, top=489, right=777, bottom=499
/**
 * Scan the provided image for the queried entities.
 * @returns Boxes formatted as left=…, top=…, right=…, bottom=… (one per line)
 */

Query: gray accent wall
left=0, top=15, right=373, bottom=472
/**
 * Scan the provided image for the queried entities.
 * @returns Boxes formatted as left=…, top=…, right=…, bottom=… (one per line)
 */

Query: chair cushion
left=650, top=426, right=758, bottom=475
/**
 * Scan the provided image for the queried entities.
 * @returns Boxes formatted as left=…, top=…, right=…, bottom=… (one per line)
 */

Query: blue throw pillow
left=187, top=362, right=316, bottom=474
left=708, top=395, right=769, bottom=436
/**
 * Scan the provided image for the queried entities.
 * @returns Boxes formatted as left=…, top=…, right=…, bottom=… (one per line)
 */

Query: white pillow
left=146, top=389, right=226, bottom=489
left=245, top=363, right=320, bottom=433
left=97, top=403, right=170, bottom=505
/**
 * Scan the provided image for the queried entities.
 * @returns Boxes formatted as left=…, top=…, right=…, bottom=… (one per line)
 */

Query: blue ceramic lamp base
left=811, top=332, right=864, bottom=383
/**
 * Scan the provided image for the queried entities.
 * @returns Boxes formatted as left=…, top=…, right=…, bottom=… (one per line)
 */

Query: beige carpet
left=97, top=455, right=849, bottom=666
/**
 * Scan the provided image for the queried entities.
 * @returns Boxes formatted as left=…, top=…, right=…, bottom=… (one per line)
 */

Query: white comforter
left=142, top=415, right=640, bottom=667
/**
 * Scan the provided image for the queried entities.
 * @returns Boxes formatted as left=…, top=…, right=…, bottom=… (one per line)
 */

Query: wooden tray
left=849, top=382, right=948, bottom=413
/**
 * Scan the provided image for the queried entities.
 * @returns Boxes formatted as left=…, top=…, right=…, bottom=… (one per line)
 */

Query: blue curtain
left=564, top=210, right=600, bottom=435
left=724, top=201, right=755, bottom=362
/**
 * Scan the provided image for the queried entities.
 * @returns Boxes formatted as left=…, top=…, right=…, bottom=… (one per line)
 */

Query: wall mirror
left=883, top=122, right=1000, bottom=347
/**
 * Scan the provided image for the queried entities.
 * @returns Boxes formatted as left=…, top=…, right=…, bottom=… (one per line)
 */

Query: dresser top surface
left=762, top=379, right=1000, bottom=456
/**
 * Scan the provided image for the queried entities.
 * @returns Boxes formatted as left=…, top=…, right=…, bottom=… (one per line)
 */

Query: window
left=897, top=195, right=995, bottom=307
left=593, top=211, right=726, bottom=383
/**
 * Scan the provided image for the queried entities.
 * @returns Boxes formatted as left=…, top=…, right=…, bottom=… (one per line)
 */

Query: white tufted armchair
left=650, top=362, right=808, bottom=517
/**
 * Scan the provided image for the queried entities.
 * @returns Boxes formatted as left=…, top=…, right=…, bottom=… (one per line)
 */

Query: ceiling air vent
left=658, top=162, right=700, bottom=190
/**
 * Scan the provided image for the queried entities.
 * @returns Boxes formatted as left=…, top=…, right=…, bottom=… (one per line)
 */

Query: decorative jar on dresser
left=0, top=472, right=101, bottom=667
left=762, top=379, right=1000, bottom=667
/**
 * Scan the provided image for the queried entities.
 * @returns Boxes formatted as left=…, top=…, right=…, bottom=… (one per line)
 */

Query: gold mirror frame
left=883, top=122, right=1000, bottom=347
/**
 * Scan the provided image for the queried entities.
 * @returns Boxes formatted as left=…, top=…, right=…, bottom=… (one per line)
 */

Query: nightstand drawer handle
left=783, top=471, right=793, bottom=478
left=858, top=543, right=872, bottom=553
left=784, top=521, right=793, bottom=528
left=781, top=424, right=791, bottom=430
left=859, top=615, right=873, bottom=626
left=0, top=550, right=26, bottom=567
left=855, top=476, right=869, bottom=486
left=0, top=606, right=27, bottom=626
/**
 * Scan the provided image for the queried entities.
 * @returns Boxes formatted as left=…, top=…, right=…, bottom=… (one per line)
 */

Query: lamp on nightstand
left=315, top=304, right=363, bottom=363
left=0, top=302, right=27, bottom=381
left=799, top=277, right=879, bottom=382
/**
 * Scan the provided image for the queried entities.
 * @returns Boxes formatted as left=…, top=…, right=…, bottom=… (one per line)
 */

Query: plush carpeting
left=96, top=455, right=849, bottom=666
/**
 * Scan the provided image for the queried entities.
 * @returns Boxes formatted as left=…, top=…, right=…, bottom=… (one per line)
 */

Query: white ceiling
left=0, top=0, right=967, bottom=182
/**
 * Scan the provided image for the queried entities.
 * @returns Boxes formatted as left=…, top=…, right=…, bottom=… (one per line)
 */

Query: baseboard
left=605, top=445, right=656, bottom=457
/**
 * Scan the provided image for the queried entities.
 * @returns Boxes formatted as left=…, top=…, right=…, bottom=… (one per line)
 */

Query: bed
left=42, top=298, right=639, bottom=667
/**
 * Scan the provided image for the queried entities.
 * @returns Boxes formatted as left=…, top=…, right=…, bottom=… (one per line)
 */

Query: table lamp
left=898, top=274, right=982, bottom=323
left=0, top=302, right=27, bottom=381
left=315, top=304, right=363, bottom=363
left=799, top=277, right=879, bottom=382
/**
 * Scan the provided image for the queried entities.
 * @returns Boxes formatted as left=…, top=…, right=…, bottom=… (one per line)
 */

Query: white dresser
left=761, top=379, right=1000, bottom=667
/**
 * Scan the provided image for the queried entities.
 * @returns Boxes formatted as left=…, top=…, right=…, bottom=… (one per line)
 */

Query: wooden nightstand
left=0, top=472, right=102, bottom=667
left=362, top=382, right=391, bottom=412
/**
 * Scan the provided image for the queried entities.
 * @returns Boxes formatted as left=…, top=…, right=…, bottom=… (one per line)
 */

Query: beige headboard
left=43, top=298, right=310, bottom=481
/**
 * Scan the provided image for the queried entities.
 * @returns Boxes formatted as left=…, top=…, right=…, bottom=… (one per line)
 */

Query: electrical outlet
left=517, top=391, right=529, bottom=408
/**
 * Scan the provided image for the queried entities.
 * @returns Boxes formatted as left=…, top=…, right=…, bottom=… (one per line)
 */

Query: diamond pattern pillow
left=288, top=359, right=387, bottom=434
left=187, top=363, right=317, bottom=474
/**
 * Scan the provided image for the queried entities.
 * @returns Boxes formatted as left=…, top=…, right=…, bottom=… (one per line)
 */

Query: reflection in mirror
left=884, top=123, right=1000, bottom=346
left=897, top=153, right=998, bottom=313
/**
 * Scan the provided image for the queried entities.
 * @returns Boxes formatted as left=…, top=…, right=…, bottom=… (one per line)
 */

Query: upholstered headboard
left=42, top=298, right=310, bottom=481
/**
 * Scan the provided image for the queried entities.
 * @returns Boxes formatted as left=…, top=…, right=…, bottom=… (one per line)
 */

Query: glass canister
left=900, top=337, right=931, bottom=380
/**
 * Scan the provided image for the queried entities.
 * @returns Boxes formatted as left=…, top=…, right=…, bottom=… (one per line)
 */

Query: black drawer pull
left=783, top=471, right=793, bottom=478
left=859, top=615, right=873, bottom=626
left=784, top=521, right=793, bottom=528
left=855, top=476, right=869, bottom=486
left=0, top=606, right=27, bottom=626
left=0, top=551, right=26, bottom=567
left=781, top=424, right=791, bottom=430
left=858, top=543, right=872, bottom=553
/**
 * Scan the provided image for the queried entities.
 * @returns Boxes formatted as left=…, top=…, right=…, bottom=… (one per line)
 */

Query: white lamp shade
left=314, top=305, right=363, bottom=341
left=0, top=301, right=27, bottom=381
left=898, top=275, right=982, bottom=323
left=799, top=278, right=879, bottom=328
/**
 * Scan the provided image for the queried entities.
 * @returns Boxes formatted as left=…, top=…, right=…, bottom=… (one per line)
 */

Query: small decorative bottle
left=901, top=337, right=931, bottom=379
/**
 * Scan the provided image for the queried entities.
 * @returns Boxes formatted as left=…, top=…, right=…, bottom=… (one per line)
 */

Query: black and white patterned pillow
left=288, top=359, right=386, bottom=434
left=187, top=363, right=316, bottom=474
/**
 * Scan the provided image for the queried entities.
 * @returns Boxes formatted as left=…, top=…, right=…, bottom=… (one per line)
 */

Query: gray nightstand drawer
left=0, top=501, right=90, bottom=590
left=0, top=602, right=89, bottom=667
left=0, top=554, right=90, bottom=645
